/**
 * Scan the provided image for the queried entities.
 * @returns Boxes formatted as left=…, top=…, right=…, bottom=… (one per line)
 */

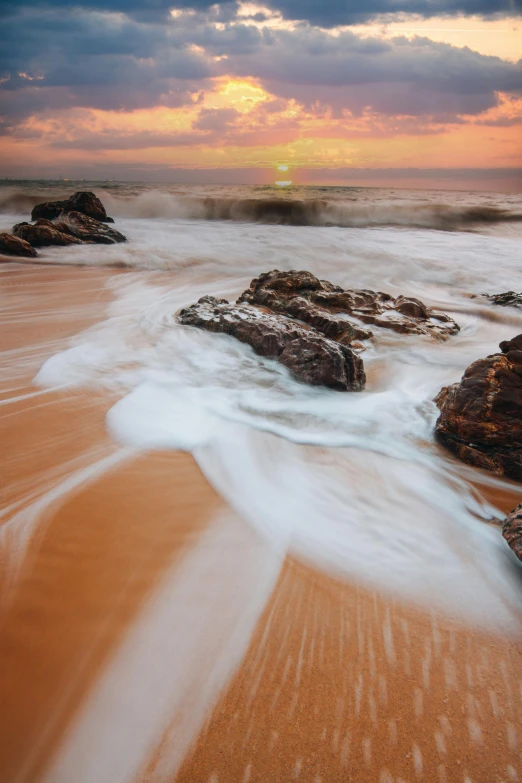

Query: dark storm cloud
left=262, top=0, right=522, bottom=28
left=226, top=28, right=522, bottom=94
left=0, top=0, right=520, bottom=24
left=225, top=29, right=522, bottom=119
left=0, top=0, right=229, bottom=21
left=0, top=7, right=216, bottom=123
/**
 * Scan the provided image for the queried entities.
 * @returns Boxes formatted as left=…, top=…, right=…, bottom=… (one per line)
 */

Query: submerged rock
left=484, top=292, right=522, bottom=309
left=31, top=190, right=114, bottom=223
left=178, top=296, right=366, bottom=391
left=13, top=219, right=84, bottom=247
left=238, top=270, right=459, bottom=341
left=435, top=335, right=522, bottom=481
left=0, top=232, right=38, bottom=258
left=502, top=504, right=522, bottom=562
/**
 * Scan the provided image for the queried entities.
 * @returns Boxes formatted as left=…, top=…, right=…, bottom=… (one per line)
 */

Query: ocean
left=1, top=179, right=522, bottom=631
left=2, top=179, right=522, bottom=783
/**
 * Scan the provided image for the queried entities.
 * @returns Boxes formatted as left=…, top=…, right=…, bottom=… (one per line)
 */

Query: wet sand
left=0, top=263, right=521, bottom=783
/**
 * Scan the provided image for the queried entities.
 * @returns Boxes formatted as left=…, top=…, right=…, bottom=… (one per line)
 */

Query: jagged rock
left=178, top=296, right=366, bottom=391
left=30, top=200, right=67, bottom=222
left=31, top=190, right=114, bottom=223
left=435, top=335, right=522, bottom=481
left=63, top=191, right=114, bottom=223
left=502, top=504, right=522, bottom=561
left=238, top=270, right=459, bottom=341
left=0, top=232, right=38, bottom=258
left=178, top=271, right=459, bottom=391
left=484, top=292, right=522, bottom=309
left=13, top=219, right=84, bottom=247
left=54, top=212, right=126, bottom=244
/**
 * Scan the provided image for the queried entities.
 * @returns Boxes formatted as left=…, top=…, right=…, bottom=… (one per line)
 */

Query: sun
left=277, top=164, right=289, bottom=172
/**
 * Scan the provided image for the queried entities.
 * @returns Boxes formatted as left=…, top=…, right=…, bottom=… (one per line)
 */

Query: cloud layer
left=0, top=0, right=521, bottom=178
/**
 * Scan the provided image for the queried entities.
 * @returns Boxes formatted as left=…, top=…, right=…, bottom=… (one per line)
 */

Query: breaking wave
left=107, top=195, right=522, bottom=230
left=1, top=184, right=522, bottom=232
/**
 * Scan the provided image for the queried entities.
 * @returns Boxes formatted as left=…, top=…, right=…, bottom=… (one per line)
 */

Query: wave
left=0, top=190, right=50, bottom=215
left=100, top=192, right=522, bottom=230
left=1, top=187, right=522, bottom=231
left=180, top=198, right=522, bottom=230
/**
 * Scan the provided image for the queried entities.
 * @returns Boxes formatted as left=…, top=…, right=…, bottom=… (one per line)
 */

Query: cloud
left=0, top=0, right=520, bottom=25
left=0, top=1, right=230, bottom=22
left=261, top=0, right=522, bottom=28
left=0, top=1, right=521, bottom=153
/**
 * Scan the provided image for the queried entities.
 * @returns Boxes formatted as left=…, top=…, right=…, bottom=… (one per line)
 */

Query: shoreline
left=0, top=263, right=521, bottom=782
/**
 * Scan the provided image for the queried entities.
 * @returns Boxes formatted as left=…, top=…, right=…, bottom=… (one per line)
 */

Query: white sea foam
left=31, top=203, right=522, bottom=632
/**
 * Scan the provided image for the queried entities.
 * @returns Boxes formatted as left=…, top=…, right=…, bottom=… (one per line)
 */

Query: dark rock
left=57, top=212, right=126, bottom=244
left=13, top=220, right=84, bottom=247
left=0, top=232, right=38, bottom=258
left=30, top=200, right=67, bottom=222
left=435, top=336, right=522, bottom=481
left=178, top=296, right=366, bottom=391
left=238, top=270, right=459, bottom=341
left=484, top=292, right=522, bottom=309
left=178, top=271, right=459, bottom=392
left=502, top=504, right=522, bottom=561
left=31, top=190, right=114, bottom=223
left=64, top=191, right=114, bottom=223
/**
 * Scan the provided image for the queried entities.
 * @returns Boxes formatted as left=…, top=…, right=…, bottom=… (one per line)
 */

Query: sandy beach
left=0, top=262, right=520, bottom=783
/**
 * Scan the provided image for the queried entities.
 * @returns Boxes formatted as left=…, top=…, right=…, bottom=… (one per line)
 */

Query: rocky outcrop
left=0, top=232, right=38, bottom=258
left=178, top=296, right=366, bottom=391
left=238, top=270, right=459, bottom=341
left=31, top=191, right=114, bottom=223
left=1, top=190, right=125, bottom=260
left=13, top=219, right=84, bottom=247
left=14, top=213, right=126, bottom=246
left=178, top=271, right=460, bottom=391
left=484, top=292, right=522, bottom=309
left=435, top=335, right=522, bottom=481
left=58, top=211, right=126, bottom=244
left=502, top=504, right=522, bottom=562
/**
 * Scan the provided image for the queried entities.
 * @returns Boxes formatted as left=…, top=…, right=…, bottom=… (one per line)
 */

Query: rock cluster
left=484, top=291, right=522, bottom=309
left=502, top=504, right=522, bottom=562
left=179, top=270, right=459, bottom=391
left=238, top=270, right=459, bottom=342
left=13, top=219, right=84, bottom=247
left=31, top=191, right=114, bottom=223
left=435, top=335, right=522, bottom=481
left=0, top=191, right=126, bottom=258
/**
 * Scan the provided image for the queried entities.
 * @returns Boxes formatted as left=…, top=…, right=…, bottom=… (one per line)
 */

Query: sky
left=0, top=0, right=521, bottom=188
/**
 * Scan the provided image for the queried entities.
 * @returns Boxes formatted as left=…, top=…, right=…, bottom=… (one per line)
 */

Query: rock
left=31, top=190, right=114, bottom=223
left=484, top=292, right=522, bottom=309
left=502, top=504, right=522, bottom=561
left=63, top=191, right=114, bottom=223
left=178, top=271, right=459, bottom=392
left=30, top=200, right=67, bottom=222
left=53, top=212, right=126, bottom=244
left=178, top=296, right=366, bottom=391
left=13, top=220, right=84, bottom=247
left=435, top=336, right=522, bottom=481
left=0, top=232, right=38, bottom=258
left=238, top=270, right=459, bottom=341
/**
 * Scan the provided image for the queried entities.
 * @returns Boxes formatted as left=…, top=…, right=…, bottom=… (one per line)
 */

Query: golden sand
left=0, top=263, right=520, bottom=783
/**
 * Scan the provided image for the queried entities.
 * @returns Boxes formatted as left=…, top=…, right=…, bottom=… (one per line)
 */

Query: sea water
left=2, top=180, right=522, bottom=631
